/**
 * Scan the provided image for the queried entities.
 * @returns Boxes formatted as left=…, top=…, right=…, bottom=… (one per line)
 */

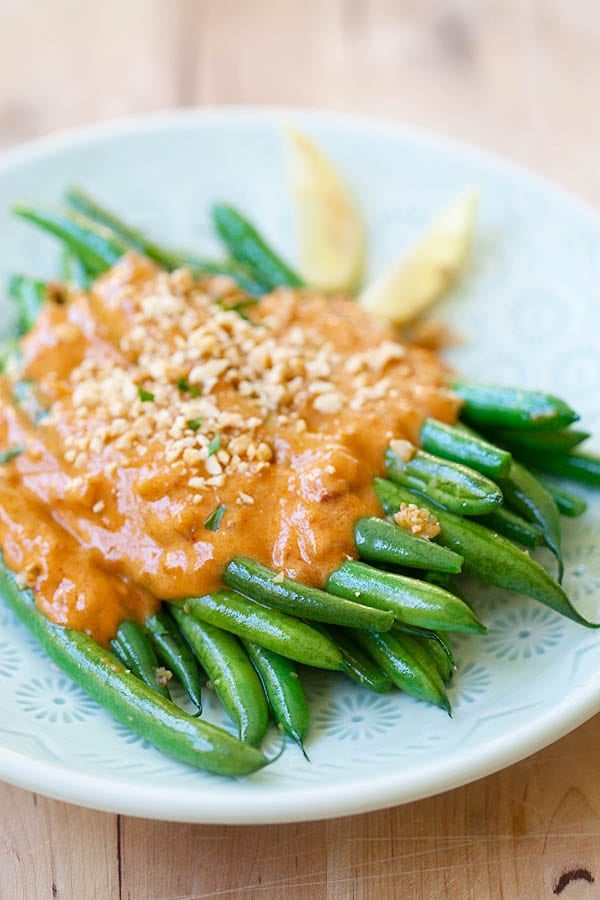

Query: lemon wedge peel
left=358, top=187, right=479, bottom=325
left=285, top=126, right=366, bottom=294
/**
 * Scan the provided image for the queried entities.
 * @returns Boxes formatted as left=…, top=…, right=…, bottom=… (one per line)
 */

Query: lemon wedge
left=285, top=127, right=365, bottom=293
left=359, top=188, right=478, bottom=325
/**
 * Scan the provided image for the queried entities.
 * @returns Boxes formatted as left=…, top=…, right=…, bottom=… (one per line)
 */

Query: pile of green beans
left=1, top=191, right=598, bottom=777
left=0, top=561, right=270, bottom=776
left=13, top=188, right=302, bottom=296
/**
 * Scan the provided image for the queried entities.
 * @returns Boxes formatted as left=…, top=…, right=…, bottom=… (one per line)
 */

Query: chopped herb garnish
left=12, top=380, right=35, bottom=404
left=204, top=504, right=226, bottom=532
left=187, top=417, right=203, bottom=432
left=208, top=433, right=221, bottom=456
left=0, top=338, right=20, bottom=373
left=0, top=446, right=24, bottom=464
left=12, top=380, right=49, bottom=424
left=138, top=387, right=155, bottom=402
left=177, top=377, right=200, bottom=398
left=215, top=298, right=258, bottom=322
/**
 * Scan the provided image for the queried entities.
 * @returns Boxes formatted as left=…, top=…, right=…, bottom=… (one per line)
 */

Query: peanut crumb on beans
left=392, top=503, right=441, bottom=540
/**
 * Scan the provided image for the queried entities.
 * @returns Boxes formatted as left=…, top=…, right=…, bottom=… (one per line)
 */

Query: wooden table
left=1, top=1, right=599, bottom=897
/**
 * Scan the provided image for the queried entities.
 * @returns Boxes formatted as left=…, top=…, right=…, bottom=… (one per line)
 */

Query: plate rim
left=0, top=105, right=599, bottom=824
left=2, top=104, right=599, bottom=226
left=1, top=681, right=600, bottom=824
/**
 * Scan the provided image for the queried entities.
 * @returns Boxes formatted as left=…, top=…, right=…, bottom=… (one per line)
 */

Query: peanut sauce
left=0, top=255, right=459, bottom=644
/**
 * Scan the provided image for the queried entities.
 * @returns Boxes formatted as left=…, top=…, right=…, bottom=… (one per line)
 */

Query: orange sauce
left=0, top=256, right=459, bottom=644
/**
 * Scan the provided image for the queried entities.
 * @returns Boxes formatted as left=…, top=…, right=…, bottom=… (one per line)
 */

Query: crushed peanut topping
left=392, top=503, right=441, bottom=540
left=2, top=253, right=460, bottom=642
left=156, top=666, right=174, bottom=686
left=15, top=561, right=43, bottom=590
left=38, top=256, right=453, bottom=498
left=389, top=438, right=416, bottom=463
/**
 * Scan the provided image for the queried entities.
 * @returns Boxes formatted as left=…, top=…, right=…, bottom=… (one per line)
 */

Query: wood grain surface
left=1, top=1, right=599, bottom=898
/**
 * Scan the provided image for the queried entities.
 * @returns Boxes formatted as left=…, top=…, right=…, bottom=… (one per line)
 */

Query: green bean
left=374, top=477, right=596, bottom=627
left=393, top=622, right=455, bottom=663
left=354, top=516, right=463, bottom=573
left=243, top=640, right=309, bottom=750
left=223, top=557, right=394, bottom=631
left=487, top=426, right=591, bottom=454
left=212, top=203, right=304, bottom=290
left=177, top=591, right=345, bottom=671
left=408, top=632, right=455, bottom=683
left=354, top=630, right=451, bottom=713
left=0, top=560, right=268, bottom=775
left=499, top=461, right=563, bottom=577
left=325, top=561, right=486, bottom=634
left=452, top=378, right=579, bottom=431
left=8, top=275, right=48, bottom=335
left=538, top=479, right=588, bottom=518
left=384, top=447, right=503, bottom=516
left=454, top=423, right=560, bottom=551
left=510, top=449, right=600, bottom=488
left=110, top=620, right=170, bottom=699
left=145, top=609, right=203, bottom=711
left=13, top=204, right=127, bottom=275
left=477, top=507, right=544, bottom=549
left=65, top=186, right=169, bottom=258
left=65, top=187, right=266, bottom=295
left=60, top=248, right=92, bottom=289
left=423, top=570, right=454, bottom=591
left=420, top=418, right=512, bottom=477
left=312, top=623, right=392, bottom=694
left=170, top=605, right=268, bottom=745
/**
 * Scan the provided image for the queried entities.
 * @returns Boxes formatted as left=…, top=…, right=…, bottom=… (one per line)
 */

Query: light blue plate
left=0, top=109, right=598, bottom=823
